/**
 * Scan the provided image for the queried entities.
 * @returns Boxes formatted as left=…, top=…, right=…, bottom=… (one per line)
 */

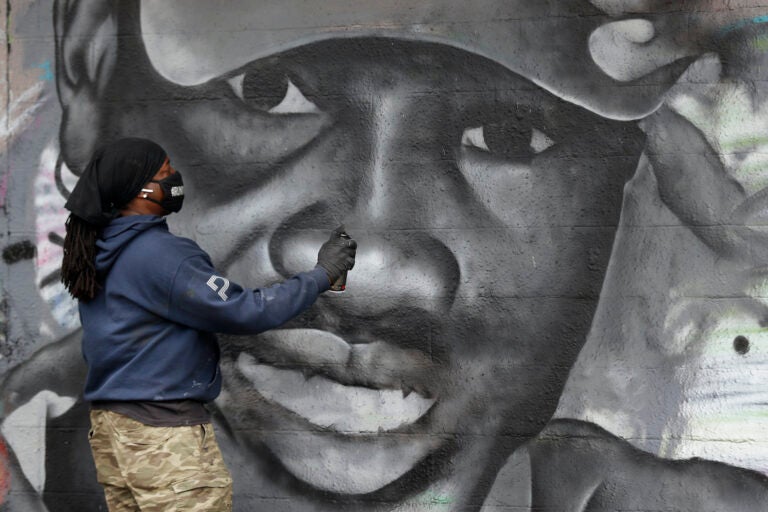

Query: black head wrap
left=64, top=138, right=167, bottom=226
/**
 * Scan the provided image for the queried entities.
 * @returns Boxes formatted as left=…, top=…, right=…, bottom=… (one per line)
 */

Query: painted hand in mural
left=483, top=419, right=768, bottom=511
left=555, top=29, right=768, bottom=505
left=642, top=105, right=758, bottom=262
left=642, top=48, right=768, bottom=269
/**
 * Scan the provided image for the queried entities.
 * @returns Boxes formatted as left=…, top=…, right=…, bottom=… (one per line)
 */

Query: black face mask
left=145, top=172, right=185, bottom=213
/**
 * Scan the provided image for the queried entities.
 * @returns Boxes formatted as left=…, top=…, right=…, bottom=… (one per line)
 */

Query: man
left=60, top=137, right=356, bottom=511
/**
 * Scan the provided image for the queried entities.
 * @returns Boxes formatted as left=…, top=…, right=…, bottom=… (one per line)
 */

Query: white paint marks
left=206, top=275, right=230, bottom=301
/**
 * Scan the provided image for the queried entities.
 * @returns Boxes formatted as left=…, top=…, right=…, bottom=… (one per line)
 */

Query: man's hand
left=316, top=226, right=357, bottom=283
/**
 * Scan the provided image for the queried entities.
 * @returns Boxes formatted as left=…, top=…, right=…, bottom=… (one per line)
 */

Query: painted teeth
left=249, top=329, right=435, bottom=399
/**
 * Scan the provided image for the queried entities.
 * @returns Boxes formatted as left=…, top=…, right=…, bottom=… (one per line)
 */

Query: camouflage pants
left=88, top=409, right=232, bottom=511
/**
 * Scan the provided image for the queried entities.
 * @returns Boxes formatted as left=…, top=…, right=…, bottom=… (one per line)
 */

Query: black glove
left=316, top=225, right=357, bottom=283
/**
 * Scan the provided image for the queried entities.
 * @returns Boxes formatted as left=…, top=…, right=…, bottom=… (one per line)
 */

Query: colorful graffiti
left=2, top=0, right=768, bottom=510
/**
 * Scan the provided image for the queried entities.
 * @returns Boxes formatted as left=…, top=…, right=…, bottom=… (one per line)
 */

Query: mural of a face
left=54, top=0, right=651, bottom=507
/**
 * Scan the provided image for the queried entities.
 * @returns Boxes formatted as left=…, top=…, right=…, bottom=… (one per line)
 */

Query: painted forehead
left=139, top=0, right=563, bottom=86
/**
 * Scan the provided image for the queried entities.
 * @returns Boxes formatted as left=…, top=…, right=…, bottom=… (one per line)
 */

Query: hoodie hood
left=95, top=215, right=167, bottom=277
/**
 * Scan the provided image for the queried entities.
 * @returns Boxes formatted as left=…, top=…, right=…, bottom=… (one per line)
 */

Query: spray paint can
left=329, top=231, right=351, bottom=292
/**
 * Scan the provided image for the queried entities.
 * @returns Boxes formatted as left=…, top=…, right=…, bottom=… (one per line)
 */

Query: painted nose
left=268, top=223, right=460, bottom=307
left=269, top=89, right=471, bottom=307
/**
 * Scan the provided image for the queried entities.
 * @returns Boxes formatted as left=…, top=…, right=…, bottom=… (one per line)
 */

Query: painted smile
left=237, top=353, right=435, bottom=432
left=228, top=328, right=443, bottom=493
left=234, top=328, right=438, bottom=432
left=234, top=327, right=437, bottom=394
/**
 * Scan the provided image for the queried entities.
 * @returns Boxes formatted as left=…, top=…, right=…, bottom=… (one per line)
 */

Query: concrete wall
left=1, top=1, right=768, bottom=510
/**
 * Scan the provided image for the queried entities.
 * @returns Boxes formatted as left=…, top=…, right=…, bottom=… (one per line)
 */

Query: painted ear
left=54, top=0, right=118, bottom=173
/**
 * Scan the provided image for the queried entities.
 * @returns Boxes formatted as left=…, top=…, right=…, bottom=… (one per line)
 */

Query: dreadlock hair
left=61, top=213, right=101, bottom=301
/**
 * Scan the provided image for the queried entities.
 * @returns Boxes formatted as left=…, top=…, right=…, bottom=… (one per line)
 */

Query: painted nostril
left=268, top=228, right=327, bottom=279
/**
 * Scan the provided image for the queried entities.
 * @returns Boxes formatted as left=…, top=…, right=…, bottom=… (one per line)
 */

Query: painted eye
left=461, top=125, right=555, bottom=158
left=267, top=80, right=321, bottom=114
left=461, top=126, right=490, bottom=151
left=227, top=72, right=320, bottom=115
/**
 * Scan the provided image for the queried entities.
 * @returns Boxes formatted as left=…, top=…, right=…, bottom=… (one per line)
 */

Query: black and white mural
left=2, top=0, right=768, bottom=510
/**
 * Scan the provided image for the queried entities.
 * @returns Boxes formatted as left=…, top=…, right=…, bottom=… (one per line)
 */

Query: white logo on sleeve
left=206, top=275, right=230, bottom=301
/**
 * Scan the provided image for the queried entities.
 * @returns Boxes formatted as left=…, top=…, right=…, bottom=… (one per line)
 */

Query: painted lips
left=231, top=328, right=441, bottom=493
left=235, top=328, right=437, bottom=432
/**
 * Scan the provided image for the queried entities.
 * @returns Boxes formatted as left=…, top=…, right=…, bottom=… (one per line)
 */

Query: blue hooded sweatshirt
left=80, top=215, right=329, bottom=403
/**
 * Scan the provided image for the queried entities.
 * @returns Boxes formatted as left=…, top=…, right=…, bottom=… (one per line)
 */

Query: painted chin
left=228, top=328, right=445, bottom=494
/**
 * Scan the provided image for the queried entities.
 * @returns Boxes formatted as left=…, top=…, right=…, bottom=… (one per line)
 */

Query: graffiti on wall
left=1, top=0, right=768, bottom=510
